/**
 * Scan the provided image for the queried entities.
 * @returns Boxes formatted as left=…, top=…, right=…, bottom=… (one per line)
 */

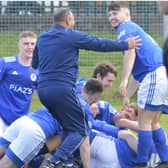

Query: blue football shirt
left=28, top=108, right=62, bottom=139
left=0, top=56, right=38, bottom=125
left=117, top=21, right=163, bottom=82
left=96, top=101, right=118, bottom=125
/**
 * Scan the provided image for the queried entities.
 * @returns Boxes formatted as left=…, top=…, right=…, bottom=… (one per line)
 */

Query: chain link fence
left=0, top=1, right=165, bottom=107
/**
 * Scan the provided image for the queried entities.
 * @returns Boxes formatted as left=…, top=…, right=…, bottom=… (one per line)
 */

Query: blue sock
left=137, top=130, right=153, bottom=163
left=153, top=128, right=168, bottom=162
left=29, top=155, right=44, bottom=168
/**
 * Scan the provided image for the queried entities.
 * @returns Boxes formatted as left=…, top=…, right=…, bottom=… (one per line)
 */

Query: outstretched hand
left=127, top=36, right=142, bottom=50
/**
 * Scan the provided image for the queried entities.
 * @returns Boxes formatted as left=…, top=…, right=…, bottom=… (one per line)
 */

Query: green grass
left=1, top=31, right=168, bottom=133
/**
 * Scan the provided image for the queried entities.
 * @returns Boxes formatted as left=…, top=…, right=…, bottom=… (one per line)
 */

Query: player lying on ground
left=0, top=107, right=62, bottom=168
left=0, top=79, right=141, bottom=168
left=0, top=78, right=102, bottom=168
left=91, top=101, right=138, bottom=130
left=0, top=106, right=159, bottom=168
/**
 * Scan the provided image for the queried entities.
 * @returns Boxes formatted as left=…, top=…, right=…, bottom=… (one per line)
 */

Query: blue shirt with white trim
left=78, top=94, right=120, bottom=137
left=116, top=21, right=163, bottom=82
left=76, top=79, right=118, bottom=125
left=0, top=56, right=38, bottom=125
left=95, top=101, right=118, bottom=125
left=28, top=108, right=62, bottom=139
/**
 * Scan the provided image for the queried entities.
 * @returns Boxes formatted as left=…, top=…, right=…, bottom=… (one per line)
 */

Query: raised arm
left=72, top=30, right=141, bottom=52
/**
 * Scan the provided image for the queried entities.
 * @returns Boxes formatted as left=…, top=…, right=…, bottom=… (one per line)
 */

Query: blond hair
left=18, top=31, right=37, bottom=41
left=129, top=103, right=138, bottom=117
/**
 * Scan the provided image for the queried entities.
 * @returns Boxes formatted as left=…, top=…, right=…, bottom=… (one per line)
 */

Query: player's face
left=18, top=37, right=36, bottom=59
left=108, top=9, right=126, bottom=29
left=97, top=72, right=116, bottom=90
left=120, top=106, right=137, bottom=121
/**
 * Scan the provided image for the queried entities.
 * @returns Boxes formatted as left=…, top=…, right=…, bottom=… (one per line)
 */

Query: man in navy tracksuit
left=32, top=8, right=140, bottom=168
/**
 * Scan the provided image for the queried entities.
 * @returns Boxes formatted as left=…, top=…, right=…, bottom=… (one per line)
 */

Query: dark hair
left=83, top=78, right=103, bottom=96
left=92, top=62, right=117, bottom=78
left=108, top=2, right=129, bottom=12
left=54, top=8, right=71, bottom=23
left=163, top=37, right=168, bottom=76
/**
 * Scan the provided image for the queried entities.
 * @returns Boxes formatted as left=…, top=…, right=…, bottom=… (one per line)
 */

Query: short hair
left=129, top=103, right=138, bottom=117
left=54, top=8, right=72, bottom=23
left=18, top=31, right=37, bottom=41
left=108, top=2, right=129, bottom=12
left=83, top=78, right=103, bottom=96
left=92, top=62, right=117, bottom=78
left=163, top=36, right=168, bottom=76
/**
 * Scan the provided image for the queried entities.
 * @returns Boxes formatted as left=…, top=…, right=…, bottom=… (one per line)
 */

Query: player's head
left=92, top=62, right=117, bottom=90
left=163, top=36, right=168, bottom=76
left=82, top=78, right=103, bottom=105
left=107, top=2, right=130, bottom=29
left=120, top=103, right=138, bottom=121
left=54, top=8, right=75, bottom=28
left=18, top=31, right=37, bottom=59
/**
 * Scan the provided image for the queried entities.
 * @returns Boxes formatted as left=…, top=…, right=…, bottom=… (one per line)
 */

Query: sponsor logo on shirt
left=9, top=84, right=33, bottom=94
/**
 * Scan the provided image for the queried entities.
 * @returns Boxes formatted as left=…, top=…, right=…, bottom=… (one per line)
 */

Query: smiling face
left=93, top=62, right=117, bottom=91
left=108, top=9, right=125, bottom=29
left=107, top=3, right=130, bottom=29
left=97, top=72, right=116, bottom=91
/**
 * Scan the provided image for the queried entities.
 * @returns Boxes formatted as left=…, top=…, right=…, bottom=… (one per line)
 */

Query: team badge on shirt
left=30, top=73, right=37, bottom=81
